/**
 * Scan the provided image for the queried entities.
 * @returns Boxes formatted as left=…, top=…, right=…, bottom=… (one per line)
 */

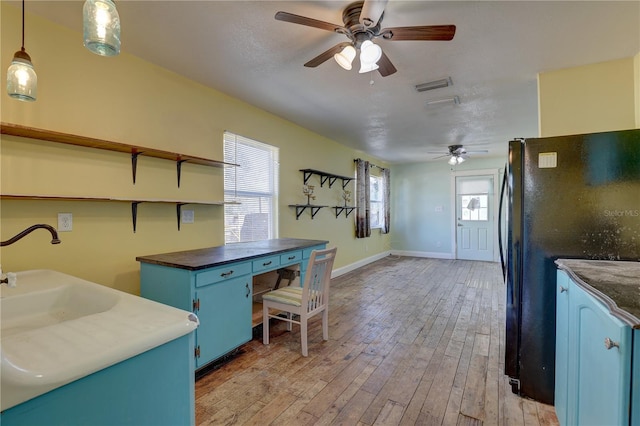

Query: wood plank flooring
left=195, top=256, right=559, bottom=426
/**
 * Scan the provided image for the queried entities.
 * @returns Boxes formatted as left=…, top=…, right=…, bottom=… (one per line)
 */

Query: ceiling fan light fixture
left=334, top=45, right=356, bottom=70
left=359, top=40, right=382, bottom=65
left=415, top=77, right=453, bottom=92
left=83, top=0, right=121, bottom=56
left=448, top=156, right=457, bottom=166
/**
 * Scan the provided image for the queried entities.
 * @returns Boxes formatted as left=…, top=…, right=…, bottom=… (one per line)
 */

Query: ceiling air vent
left=415, top=77, right=453, bottom=92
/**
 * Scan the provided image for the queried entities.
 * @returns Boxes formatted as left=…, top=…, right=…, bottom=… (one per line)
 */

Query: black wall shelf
left=300, top=169, right=353, bottom=189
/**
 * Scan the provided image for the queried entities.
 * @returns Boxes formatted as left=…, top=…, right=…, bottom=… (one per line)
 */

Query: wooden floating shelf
left=1, top=194, right=227, bottom=232
left=299, top=169, right=354, bottom=189
left=1, top=122, right=238, bottom=186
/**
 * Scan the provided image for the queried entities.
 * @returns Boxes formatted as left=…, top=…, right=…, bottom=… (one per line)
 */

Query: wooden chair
left=262, top=247, right=337, bottom=356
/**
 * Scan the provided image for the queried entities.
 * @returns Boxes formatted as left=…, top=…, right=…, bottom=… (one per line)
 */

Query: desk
left=137, top=238, right=328, bottom=371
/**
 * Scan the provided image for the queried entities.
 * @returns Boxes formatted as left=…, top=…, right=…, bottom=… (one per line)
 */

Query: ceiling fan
left=275, top=0, right=456, bottom=77
left=430, top=145, right=489, bottom=165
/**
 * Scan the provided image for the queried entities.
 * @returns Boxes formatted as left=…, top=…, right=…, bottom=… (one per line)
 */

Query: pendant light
left=6, top=0, right=37, bottom=102
left=83, top=0, right=121, bottom=56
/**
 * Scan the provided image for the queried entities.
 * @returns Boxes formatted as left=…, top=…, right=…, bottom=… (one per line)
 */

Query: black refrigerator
left=502, top=128, right=640, bottom=404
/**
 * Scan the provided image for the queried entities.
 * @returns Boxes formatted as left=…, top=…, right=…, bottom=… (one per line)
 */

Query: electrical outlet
left=181, top=210, right=194, bottom=224
left=58, top=213, right=73, bottom=232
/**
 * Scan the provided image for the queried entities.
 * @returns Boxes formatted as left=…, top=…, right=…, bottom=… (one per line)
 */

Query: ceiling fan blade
left=376, top=51, right=397, bottom=77
left=465, top=150, right=489, bottom=154
left=304, top=42, right=352, bottom=68
left=380, top=25, right=456, bottom=41
left=275, top=11, right=344, bottom=33
left=360, top=0, right=388, bottom=28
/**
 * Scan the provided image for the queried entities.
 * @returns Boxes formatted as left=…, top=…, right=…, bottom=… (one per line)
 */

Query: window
left=224, top=132, right=279, bottom=243
left=370, top=174, right=385, bottom=229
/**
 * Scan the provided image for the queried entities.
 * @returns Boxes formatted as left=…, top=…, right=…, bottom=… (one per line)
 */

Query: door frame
left=450, top=168, right=501, bottom=261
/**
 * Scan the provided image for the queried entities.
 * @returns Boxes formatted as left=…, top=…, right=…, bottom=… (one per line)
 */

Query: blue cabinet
left=555, top=270, right=636, bottom=426
left=140, top=262, right=253, bottom=370
left=195, top=273, right=252, bottom=369
left=554, top=271, right=570, bottom=426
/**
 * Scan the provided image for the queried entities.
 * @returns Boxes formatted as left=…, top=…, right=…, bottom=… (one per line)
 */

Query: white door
left=455, top=175, right=494, bottom=261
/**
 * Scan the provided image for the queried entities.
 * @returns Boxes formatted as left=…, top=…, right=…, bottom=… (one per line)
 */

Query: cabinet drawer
left=252, top=255, right=280, bottom=273
left=280, top=251, right=302, bottom=266
left=195, top=262, right=252, bottom=287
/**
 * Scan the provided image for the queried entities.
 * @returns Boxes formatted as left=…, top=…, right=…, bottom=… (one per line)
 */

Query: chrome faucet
left=1, top=224, right=62, bottom=247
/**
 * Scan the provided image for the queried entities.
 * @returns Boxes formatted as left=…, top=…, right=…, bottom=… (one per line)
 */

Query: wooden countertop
left=136, top=238, right=329, bottom=271
left=556, top=259, right=640, bottom=329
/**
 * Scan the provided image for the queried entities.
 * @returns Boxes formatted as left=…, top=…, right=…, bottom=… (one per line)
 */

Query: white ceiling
left=17, top=1, right=640, bottom=163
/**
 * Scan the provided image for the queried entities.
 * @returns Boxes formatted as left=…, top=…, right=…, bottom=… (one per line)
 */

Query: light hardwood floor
left=195, top=256, right=559, bottom=426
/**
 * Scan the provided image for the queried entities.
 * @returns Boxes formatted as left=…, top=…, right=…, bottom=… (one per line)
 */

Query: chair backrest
left=302, top=247, right=337, bottom=314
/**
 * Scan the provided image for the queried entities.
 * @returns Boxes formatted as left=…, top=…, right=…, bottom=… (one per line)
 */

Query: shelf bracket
left=327, top=176, right=338, bottom=188
left=176, top=203, right=187, bottom=230
left=302, top=170, right=313, bottom=185
left=310, top=206, right=323, bottom=219
left=319, top=174, right=330, bottom=187
left=176, top=159, right=188, bottom=188
left=131, top=201, right=143, bottom=233
left=294, top=205, right=308, bottom=220
left=131, top=151, right=142, bottom=184
left=334, top=206, right=356, bottom=218
left=341, top=178, right=352, bottom=189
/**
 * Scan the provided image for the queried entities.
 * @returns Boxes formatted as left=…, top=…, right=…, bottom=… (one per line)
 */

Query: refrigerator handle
left=498, top=164, right=507, bottom=280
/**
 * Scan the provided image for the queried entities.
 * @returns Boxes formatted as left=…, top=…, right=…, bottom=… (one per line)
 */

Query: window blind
left=223, top=132, right=279, bottom=243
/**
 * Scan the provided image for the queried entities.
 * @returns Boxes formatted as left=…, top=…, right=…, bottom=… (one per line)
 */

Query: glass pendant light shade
left=83, top=0, right=121, bottom=56
left=334, top=45, right=356, bottom=70
left=448, top=156, right=457, bottom=166
left=7, top=49, right=37, bottom=102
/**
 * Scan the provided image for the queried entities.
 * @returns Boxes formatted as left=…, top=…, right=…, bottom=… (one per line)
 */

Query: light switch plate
left=58, top=213, right=73, bottom=232
left=181, top=210, right=194, bottom=224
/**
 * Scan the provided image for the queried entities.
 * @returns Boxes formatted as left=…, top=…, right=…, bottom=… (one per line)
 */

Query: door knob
left=457, top=223, right=463, bottom=227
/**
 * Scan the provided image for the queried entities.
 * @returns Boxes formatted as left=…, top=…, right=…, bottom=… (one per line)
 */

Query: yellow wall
left=0, top=4, right=389, bottom=294
left=538, top=56, right=638, bottom=137
left=635, top=52, right=640, bottom=128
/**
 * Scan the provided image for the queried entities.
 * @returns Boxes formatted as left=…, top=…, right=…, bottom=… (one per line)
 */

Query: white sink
left=1, top=270, right=198, bottom=411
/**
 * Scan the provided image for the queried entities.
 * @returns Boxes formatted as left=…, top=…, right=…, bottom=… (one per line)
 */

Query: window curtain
left=381, top=167, right=390, bottom=234
left=355, top=158, right=371, bottom=238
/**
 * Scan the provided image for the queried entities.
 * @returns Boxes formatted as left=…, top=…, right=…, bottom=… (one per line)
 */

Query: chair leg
left=322, top=309, right=329, bottom=341
left=263, top=304, right=269, bottom=345
left=301, top=318, right=308, bottom=357
left=286, top=312, right=292, bottom=332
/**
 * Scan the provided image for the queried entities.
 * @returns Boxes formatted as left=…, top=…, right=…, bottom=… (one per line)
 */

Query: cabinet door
left=555, top=270, right=570, bottom=426
left=569, top=279, right=632, bottom=426
left=195, top=276, right=252, bottom=368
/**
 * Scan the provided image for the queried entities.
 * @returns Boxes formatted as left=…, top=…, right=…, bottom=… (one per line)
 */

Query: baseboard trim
left=390, top=250, right=455, bottom=260
left=332, top=250, right=392, bottom=278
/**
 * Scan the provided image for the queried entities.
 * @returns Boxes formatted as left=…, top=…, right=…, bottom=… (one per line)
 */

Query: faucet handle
left=5, top=272, right=17, bottom=288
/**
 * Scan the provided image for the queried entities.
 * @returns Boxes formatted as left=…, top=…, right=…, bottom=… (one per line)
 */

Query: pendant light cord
left=21, top=0, right=25, bottom=51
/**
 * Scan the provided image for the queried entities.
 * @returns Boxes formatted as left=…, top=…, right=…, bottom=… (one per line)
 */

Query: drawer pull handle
left=288, top=256, right=295, bottom=260
left=220, top=270, right=234, bottom=278
left=559, top=286, right=568, bottom=293
left=604, top=337, right=619, bottom=350
left=263, top=261, right=272, bottom=266
left=245, top=283, right=250, bottom=298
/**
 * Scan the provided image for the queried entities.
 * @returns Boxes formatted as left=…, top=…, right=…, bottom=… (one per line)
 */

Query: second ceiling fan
left=275, top=0, right=456, bottom=77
